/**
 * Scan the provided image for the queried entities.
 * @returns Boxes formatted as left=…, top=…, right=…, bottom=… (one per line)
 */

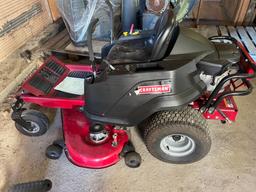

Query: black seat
left=197, top=42, right=240, bottom=76
left=102, top=9, right=178, bottom=64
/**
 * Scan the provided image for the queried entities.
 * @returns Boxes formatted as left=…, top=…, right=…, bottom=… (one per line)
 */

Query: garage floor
left=0, top=79, right=256, bottom=192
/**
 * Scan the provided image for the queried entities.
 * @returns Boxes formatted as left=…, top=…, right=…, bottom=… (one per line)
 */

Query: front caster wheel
left=124, top=152, right=141, bottom=168
left=46, top=144, right=63, bottom=160
left=140, top=107, right=211, bottom=164
left=15, top=110, right=49, bottom=137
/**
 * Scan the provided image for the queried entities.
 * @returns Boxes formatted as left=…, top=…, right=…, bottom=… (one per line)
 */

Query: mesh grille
left=24, top=58, right=69, bottom=96
left=68, top=71, right=91, bottom=78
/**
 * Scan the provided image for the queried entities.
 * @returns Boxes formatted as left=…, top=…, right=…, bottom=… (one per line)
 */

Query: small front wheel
left=15, top=110, right=49, bottom=137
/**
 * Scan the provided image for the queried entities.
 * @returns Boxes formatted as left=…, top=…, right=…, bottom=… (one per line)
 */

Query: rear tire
left=140, top=107, right=211, bottom=164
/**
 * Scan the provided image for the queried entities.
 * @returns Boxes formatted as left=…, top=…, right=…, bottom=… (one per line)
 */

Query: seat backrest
left=150, top=9, right=178, bottom=61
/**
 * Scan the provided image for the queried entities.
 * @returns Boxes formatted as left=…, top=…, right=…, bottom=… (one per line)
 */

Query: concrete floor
left=1, top=81, right=256, bottom=192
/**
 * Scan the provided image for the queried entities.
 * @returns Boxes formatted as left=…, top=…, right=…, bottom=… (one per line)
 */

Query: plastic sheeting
left=57, top=0, right=197, bottom=46
left=171, top=0, right=198, bottom=22
left=57, top=0, right=121, bottom=46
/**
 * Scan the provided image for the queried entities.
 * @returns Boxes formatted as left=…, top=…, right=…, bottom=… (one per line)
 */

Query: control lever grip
left=87, top=18, right=99, bottom=77
left=87, top=18, right=99, bottom=63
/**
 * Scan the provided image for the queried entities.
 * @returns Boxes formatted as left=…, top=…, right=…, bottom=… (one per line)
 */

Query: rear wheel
left=140, top=107, right=211, bottom=164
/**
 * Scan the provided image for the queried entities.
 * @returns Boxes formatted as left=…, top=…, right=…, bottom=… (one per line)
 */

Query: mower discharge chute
left=11, top=1, right=256, bottom=168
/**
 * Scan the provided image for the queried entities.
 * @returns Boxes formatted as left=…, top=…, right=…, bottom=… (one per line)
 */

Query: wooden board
left=227, top=26, right=242, bottom=42
left=65, top=40, right=109, bottom=55
left=219, top=26, right=229, bottom=36
left=234, top=0, right=251, bottom=25
left=53, top=34, right=71, bottom=50
left=43, top=30, right=69, bottom=50
left=236, top=26, right=256, bottom=54
left=47, top=0, right=61, bottom=21
left=221, top=0, right=241, bottom=23
left=245, top=27, right=256, bottom=45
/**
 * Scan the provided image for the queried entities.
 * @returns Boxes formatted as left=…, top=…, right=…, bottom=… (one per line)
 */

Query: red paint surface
left=192, top=96, right=238, bottom=122
left=62, top=109, right=129, bottom=168
left=21, top=94, right=85, bottom=109
left=66, top=64, right=93, bottom=72
left=22, top=56, right=70, bottom=96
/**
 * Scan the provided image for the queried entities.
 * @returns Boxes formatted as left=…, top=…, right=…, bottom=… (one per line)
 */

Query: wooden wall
left=47, top=0, right=61, bottom=21
left=0, top=0, right=52, bottom=62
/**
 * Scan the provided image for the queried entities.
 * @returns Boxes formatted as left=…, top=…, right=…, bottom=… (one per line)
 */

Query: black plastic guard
left=84, top=58, right=206, bottom=126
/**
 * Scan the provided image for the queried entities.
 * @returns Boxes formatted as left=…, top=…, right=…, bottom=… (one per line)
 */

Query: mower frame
left=12, top=36, right=256, bottom=125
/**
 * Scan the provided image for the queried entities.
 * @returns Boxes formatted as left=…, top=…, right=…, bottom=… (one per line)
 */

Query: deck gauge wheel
left=124, top=151, right=142, bottom=168
left=46, top=144, right=63, bottom=160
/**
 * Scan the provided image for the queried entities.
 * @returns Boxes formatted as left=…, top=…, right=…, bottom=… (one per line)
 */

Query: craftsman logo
left=135, top=85, right=171, bottom=95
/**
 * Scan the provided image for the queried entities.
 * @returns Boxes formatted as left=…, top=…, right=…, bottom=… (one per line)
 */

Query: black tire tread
left=141, top=107, right=211, bottom=163
left=143, top=107, right=209, bottom=139
left=15, top=110, right=49, bottom=137
left=22, top=110, right=49, bottom=128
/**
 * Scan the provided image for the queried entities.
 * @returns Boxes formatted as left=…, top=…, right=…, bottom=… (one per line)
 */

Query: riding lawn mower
left=11, top=1, right=256, bottom=168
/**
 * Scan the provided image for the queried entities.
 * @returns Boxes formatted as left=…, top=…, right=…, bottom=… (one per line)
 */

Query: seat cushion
left=106, top=38, right=153, bottom=64
left=102, top=9, right=176, bottom=65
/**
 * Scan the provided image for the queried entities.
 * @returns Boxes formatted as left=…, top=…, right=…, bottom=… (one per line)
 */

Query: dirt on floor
left=0, top=104, right=59, bottom=192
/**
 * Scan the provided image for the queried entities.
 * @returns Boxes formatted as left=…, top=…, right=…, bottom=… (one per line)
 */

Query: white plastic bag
left=57, top=0, right=121, bottom=46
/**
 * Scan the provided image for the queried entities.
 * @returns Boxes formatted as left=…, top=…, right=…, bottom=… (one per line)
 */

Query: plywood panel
left=235, top=0, right=251, bottom=25
left=47, top=0, right=61, bottom=21
left=0, top=0, right=52, bottom=62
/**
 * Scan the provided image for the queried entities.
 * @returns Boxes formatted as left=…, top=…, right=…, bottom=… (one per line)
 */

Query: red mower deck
left=62, top=109, right=129, bottom=168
